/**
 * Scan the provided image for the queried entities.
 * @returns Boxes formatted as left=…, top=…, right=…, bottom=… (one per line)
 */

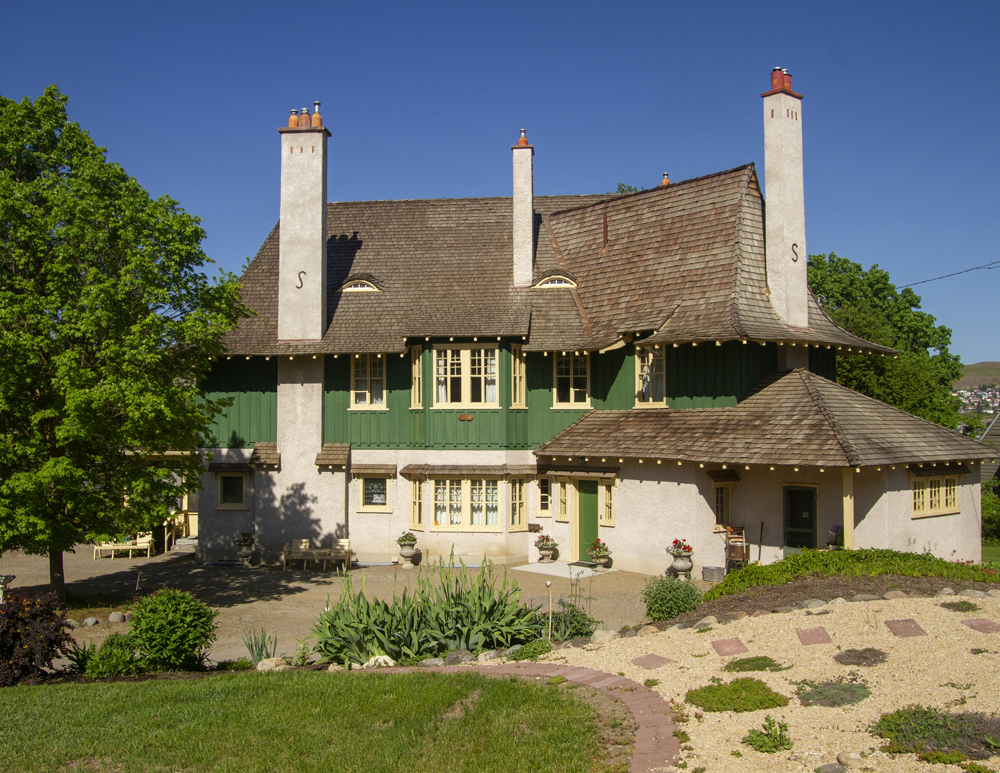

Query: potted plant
left=396, top=531, right=418, bottom=564
left=826, top=525, right=844, bottom=550
left=234, top=532, right=256, bottom=562
left=534, top=534, right=558, bottom=563
left=586, top=537, right=611, bottom=570
left=667, top=537, right=694, bottom=579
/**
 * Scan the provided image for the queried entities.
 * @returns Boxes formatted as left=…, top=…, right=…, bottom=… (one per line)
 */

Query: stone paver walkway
left=796, top=625, right=832, bottom=645
left=962, top=618, right=1000, bottom=633
left=432, top=661, right=680, bottom=772
left=711, top=637, right=748, bottom=656
left=885, top=618, right=927, bottom=637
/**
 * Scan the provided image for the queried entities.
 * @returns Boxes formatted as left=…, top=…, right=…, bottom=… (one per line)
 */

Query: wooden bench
left=282, top=538, right=350, bottom=571
left=93, top=533, right=154, bottom=560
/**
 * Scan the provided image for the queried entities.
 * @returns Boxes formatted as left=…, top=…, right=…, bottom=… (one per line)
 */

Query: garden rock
left=362, top=655, right=396, bottom=669
left=991, top=589, right=1000, bottom=598
left=638, top=625, right=659, bottom=637
left=935, top=587, right=955, bottom=596
left=882, top=590, right=907, bottom=600
left=621, top=628, right=639, bottom=638
left=419, top=658, right=446, bottom=668
left=108, top=611, right=125, bottom=623
left=477, top=650, right=498, bottom=662
left=694, top=616, right=718, bottom=628
left=815, top=765, right=848, bottom=773
left=751, top=608, right=770, bottom=617
left=327, top=664, right=346, bottom=673
left=788, top=751, right=823, bottom=763
left=719, top=611, right=748, bottom=624
left=590, top=630, right=620, bottom=647
left=837, top=751, right=866, bottom=768
left=65, top=619, right=79, bottom=628
left=565, top=636, right=590, bottom=648
left=772, top=605, right=797, bottom=614
left=827, top=597, right=847, bottom=605
left=83, top=617, right=100, bottom=627
left=960, top=589, right=988, bottom=598
left=123, top=612, right=133, bottom=622
left=800, top=599, right=827, bottom=609
left=849, top=594, right=880, bottom=603
left=503, top=645, right=523, bottom=658
left=257, top=657, right=290, bottom=672
left=444, top=650, right=473, bottom=666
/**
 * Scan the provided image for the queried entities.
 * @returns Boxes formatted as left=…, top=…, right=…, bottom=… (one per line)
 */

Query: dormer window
left=534, top=276, right=577, bottom=289
left=340, top=280, right=379, bottom=292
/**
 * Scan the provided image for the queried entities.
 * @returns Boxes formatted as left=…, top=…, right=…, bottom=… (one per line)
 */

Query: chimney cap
left=517, top=128, right=529, bottom=147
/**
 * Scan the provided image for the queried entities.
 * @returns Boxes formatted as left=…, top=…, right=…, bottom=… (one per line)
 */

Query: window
left=538, top=477, right=551, bottom=517
left=511, top=345, right=526, bottom=408
left=358, top=477, right=390, bottom=512
left=535, top=276, right=576, bottom=288
left=601, top=482, right=615, bottom=526
left=340, top=280, right=378, bottom=292
left=434, top=346, right=498, bottom=408
left=556, top=480, right=569, bottom=522
left=351, top=354, right=385, bottom=409
left=432, top=478, right=500, bottom=531
left=410, top=346, right=423, bottom=408
left=510, top=479, right=526, bottom=531
left=554, top=353, right=589, bottom=406
left=714, top=484, right=732, bottom=527
left=636, top=346, right=665, bottom=405
left=912, top=476, right=958, bottom=518
left=218, top=474, right=246, bottom=509
left=410, top=479, right=423, bottom=530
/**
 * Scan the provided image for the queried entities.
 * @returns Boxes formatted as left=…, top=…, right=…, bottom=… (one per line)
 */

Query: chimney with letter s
left=762, top=68, right=808, bottom=332
left=278, top=101, right=330, bottom=341
left=512, top=129, right=534, bottom=287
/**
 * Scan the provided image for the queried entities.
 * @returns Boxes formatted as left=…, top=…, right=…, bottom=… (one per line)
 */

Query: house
left=196, top=70, right=990, bottom=574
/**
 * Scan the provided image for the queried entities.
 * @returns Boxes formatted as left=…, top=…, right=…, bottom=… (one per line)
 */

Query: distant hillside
left=954, top=362, right=1000, bottom=390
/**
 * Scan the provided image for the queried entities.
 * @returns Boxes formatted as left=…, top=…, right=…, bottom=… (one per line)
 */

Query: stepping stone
left=882, top=590, right=907, bottom=600
left=851, top=593, right=881, bottom=602
left=632, top=653, right=676, bottom=669
left=711, top=638, right=748, bottom=656
left=962, top=619, right=1000, bottom=634
left=800, top=598, right=827, bottom=609
left=797, top=626, right=832, bottom=645
left=885, top=619, right=926, bottom=637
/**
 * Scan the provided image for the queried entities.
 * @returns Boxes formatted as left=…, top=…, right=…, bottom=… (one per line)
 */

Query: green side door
left=784, top=486, right=817, bottom=550
left=578, top=480, right=599, bottom=560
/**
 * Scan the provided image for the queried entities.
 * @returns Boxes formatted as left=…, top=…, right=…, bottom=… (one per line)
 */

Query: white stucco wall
left=512, top=144, right=534, bottom=288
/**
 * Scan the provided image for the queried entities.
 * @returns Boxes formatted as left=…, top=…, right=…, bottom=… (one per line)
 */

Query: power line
left=900, top=259, right=1000, bottom=289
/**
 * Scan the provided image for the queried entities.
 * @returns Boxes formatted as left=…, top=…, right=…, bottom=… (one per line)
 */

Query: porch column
left=842, top=468, right=855, bottom=549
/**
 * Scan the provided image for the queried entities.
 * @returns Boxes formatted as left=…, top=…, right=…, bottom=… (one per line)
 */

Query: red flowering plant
left=587, top=538, right=610, bottom=558
left=534, top=534, right=558, bottom=550
left=668, top=538, right=693, bottom=556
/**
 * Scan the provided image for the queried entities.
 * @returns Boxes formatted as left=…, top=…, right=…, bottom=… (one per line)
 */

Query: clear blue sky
left=5, top=1, right=998, bottom=363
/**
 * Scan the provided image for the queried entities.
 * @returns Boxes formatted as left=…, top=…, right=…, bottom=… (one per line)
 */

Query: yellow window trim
left=552, top=352, right=591, bottom=409
left=349, top=353, right=388, bottom=411
left=432, top=345, right=500, bottom=409
left=357, top=475, right=391, bottom=513
left=634, top=345, right=667, bottom=408
left=339, top=280, right=379, bottom=292
left=910, top=474, right=961, bottom=518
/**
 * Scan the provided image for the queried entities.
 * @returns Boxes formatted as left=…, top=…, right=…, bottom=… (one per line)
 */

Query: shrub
left=543, top=600, right=601, bottom=641
left=86, top=633, right=143, bottom=679
left=241, top=622, right=277, bottom=665
left=313, top=559, right=541, bottom=666
left=0, top=591, right=72, bottom=686
left=940, top=600, right=980, bottom=613
left=723, top=656, right=789, bottom=673
left=128, top=588, right=217, bottom=671
left=798, top=681, right=871, bottom=707
left=873, top=705, right=1000, bottom=762
left=641, top=575, right=701, bottom=622
left=742, top=715, right=793, bottom=753
left=703, top=549, right=998, bottom=602
left=507, top=639, right=551, bottom=661
left=685, top=678, right=789, bottom=713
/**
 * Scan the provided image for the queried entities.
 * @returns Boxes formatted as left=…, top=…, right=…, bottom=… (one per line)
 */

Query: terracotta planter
left=537, top=546, right=557, bottom=563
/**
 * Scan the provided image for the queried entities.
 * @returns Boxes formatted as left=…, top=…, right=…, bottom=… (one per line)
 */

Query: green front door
left=784, top=486, right=817, bottom=550
left=578, top=480, right=599, bottom=560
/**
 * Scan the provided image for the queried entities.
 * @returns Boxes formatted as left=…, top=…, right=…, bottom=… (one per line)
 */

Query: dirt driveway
left=1, top=549, right=661, bottom=662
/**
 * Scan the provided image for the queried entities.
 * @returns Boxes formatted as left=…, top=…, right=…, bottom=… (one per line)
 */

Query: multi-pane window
left=714, top=485, right=732, bottom=527
left=410, top=479, right=423, bottom=530
left=556, top=480, right=569, bottom=522
left=601, top=482, right=615, bottom=526
left=431, top=478, right=501, bottom=530
left=360, top=477, right=389, bottom=511
left=511, top=345, right=526, bottom=408
left=636, top=346, right=665, bottom=405
left=219, top=475, right=245, bottom=508
left=434, top=347, right=498, bottom=407
left=351, top=354, right=385, bottom=409
left=554, top=353, right=589, bottom=406
left=410, top=346, right=423, bottom=408
left=538, top=478, right=551, bottom=517
left=510, top=479, right=526, bottom=530
left=912, top=476, right=959, bottom=517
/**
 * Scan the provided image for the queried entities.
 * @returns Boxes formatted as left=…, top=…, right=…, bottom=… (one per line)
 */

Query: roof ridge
left=323, top=193, right=611, bottom=206
left=797, top=369, right=861, bottom=466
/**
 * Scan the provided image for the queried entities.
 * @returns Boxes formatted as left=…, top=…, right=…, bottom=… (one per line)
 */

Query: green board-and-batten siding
left=201, top=358, right=278, bottom=448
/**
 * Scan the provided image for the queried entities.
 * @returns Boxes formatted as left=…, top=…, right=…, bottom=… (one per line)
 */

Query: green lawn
left=982, top=544, right=1000, bottom=564
left=0, top=671, right=606, bottom=773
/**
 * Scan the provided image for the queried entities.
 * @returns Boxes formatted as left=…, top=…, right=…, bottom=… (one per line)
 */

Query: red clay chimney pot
left=311, top=101, right=322, bottom=127
left=288, top=109, right=299, bottom=128
left=298, top=108, right=311, bottom=128
left=660, top=172, right=670, bottom=187
left=771, top=67, right=784, bottom=91
left=517, top=128, right=529, bottom=147
left=782, top=70, right=792, bottom=91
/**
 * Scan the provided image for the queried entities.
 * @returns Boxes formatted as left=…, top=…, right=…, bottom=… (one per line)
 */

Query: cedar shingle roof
left=249, top=442, right=280, bottom=468
left=535, top=369, right=991, bottom=468
left=315, top=443, right=350, bottom=468
left=223, top=165, right=890, bottom=356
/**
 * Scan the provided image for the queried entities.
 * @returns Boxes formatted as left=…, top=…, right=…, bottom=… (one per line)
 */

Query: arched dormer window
left=533, top=275, right=577, bottom=289
left=340, top=280, right=379, bottom=292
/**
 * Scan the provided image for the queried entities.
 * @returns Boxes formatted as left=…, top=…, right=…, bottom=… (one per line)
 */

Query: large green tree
left=0, top=86, right=248, bottom=598
left=808, top=252, right=963, bottom=429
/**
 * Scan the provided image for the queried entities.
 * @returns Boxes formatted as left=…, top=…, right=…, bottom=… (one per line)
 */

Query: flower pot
left=537, top=546, right=557, bottom=563
left=398, top=542, right=417, bottom=561
left=236, top=543, right=254, bottom=560
left=589, top=554, right=611, bottom=571
left=667, top=550, right=693, bottom=579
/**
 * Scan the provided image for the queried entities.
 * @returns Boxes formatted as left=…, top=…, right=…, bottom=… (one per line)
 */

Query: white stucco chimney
left=278, top=103, right=330, bottom=341
left=762, top=68, right=808, bottom=330
left=512, top=129, right=534, bottom=288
